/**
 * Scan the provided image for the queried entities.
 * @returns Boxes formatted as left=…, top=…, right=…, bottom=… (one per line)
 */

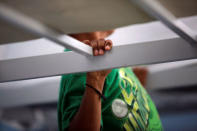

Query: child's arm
left=68, top=39, right=112, bottom=131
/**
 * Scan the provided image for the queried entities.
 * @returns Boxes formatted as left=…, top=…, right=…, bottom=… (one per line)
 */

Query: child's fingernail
left=94, top=50, right=98, bottom=56
left=99, top=49, right=104, bottom=55
left=105, top=46, right=110, bottom=50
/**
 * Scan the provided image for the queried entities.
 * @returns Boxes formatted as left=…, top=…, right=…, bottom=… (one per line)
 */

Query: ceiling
left=0, top=0, right=196, bottom=44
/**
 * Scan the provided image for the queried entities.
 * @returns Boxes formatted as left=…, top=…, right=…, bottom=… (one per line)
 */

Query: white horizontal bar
left=147, top=63, right=197, bottom=90
left=2, top=62, right=197, bottom=108
left=1, top=35, right=197, bottom=82
left=0, top=77, right=60, bottom=108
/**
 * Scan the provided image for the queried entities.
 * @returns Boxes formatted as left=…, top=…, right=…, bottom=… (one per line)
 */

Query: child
left=58, top=31, right=163, bottom=131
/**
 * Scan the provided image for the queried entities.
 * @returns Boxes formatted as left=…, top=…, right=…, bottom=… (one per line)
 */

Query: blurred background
left=0, top=0, right=197, bottom=131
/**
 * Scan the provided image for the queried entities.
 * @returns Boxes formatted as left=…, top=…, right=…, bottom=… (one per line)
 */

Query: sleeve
left=59, top=73, right=103, bottom=131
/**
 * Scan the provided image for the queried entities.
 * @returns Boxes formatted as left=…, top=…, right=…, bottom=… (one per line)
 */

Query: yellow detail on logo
left=128, top=113, right=139, bottom=130
left=124, top=120, right=134, bottom=131
left=133, top=100, right=139, bottom=112
left=131, top=109, right=146, bottom=130
left=121, top=89, right=134, bottom=106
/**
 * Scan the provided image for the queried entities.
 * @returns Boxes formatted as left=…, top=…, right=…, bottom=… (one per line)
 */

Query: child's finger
left=97, top=39, right=105, bottom=50
left=83, top=40, right=91, bottom=46
left=91, top=40, right=98, bottom=56
left=105, top=40, right=113, bottom=50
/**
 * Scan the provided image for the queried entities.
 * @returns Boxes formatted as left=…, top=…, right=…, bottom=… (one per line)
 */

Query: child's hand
left=83, top=39, right=113, bottom=56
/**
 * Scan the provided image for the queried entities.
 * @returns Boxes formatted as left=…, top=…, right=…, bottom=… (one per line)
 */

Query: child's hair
left=69, top=30, right=114, bottom=41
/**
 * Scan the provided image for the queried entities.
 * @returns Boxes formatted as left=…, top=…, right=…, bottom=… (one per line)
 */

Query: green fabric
left=58, top=67, right=163, bottom=131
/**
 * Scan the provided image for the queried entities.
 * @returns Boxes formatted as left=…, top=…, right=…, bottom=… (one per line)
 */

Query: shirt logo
left=115, top=68, right=150, bottom=131
left=112, top=98, right=128, bottom=118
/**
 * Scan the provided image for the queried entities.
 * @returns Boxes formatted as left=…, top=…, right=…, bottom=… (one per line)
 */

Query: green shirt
left=58, top=67, right=163, bottom=131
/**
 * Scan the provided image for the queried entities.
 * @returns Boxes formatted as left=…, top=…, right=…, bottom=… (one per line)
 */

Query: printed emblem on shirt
left=113, top=68, right=150, bottom=131
left=112, top=98, right=128, bottom=118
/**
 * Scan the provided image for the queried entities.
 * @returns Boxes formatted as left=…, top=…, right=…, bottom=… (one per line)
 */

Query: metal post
left=131, top=0, right=197, bottom=45
left=0, top=4, right=93, bottom=56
